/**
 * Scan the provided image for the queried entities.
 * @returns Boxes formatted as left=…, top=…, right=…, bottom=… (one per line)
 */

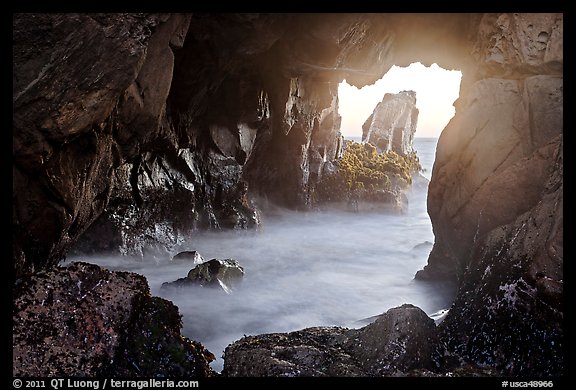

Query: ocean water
left=68, top=137, right=453, bottom=372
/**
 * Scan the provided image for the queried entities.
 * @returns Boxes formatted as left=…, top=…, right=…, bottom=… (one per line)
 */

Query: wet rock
left=437, top=137, right=563, bottom=377
left=171, top=250, right=204, bottom=264
left=346, top=304, right=442, bottom=375
left=12, top=13, right=188, bottom=276
left=187, top=259, right=244, bottom=287
left=13, top=262, right=215, bottom=377
left=362, top=90, right=418, bottom=155
left=223, top=304, right=441, bottom=377
left=162, top=258, right=244, bottom=294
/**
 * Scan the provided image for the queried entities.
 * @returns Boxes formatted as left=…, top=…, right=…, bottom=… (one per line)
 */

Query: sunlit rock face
left=420, top=13, right=563, bottom=376
left=362, top=90, right=418, bottom=155
left=422, top=13, right=563, bottom=281
left=438, top=139, right=563, bottom=376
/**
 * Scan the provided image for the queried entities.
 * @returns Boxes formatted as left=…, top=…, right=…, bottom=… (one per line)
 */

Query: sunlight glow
left=338, top=63, right=462, bottom=138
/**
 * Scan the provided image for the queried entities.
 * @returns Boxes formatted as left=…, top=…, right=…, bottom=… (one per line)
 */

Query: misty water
left=68, top=137, right=455, bottom=372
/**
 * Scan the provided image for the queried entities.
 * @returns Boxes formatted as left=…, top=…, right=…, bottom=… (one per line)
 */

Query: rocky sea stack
left=13, top=13, right=562, bottom=377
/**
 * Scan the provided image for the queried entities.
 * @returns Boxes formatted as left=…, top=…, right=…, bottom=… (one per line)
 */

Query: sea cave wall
left=13, top=13, right=562, bottom=376
left=13, top=13, right=475, bottom=276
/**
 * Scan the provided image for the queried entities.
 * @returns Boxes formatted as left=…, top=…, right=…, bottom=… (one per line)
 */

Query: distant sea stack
left=362, top=90, right=418, bottom=155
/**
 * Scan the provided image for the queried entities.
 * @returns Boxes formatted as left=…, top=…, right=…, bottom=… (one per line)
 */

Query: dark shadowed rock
left=162, top=258, right=244, bottom=294
left=13, top=262, right=215, bottom=377
left=223, top=304, right=442, bottom=377
left=171, top=250, right=204, bottom=264
left=187, top=259, right=244, bottom=285
left=346, top=304, right=442, bottom=375
left=223, top=327, right=362, bottom=377
left=362, top=90, right=418, bottom=155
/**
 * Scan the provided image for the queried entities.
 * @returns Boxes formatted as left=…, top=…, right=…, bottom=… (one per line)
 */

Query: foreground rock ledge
left=223, top=304, right=443, bottom=377
left=13, top=262, right=215, bottom=377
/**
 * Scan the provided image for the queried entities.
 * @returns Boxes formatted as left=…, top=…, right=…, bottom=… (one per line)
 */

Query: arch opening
left=338, top=62, right=462, bottom=141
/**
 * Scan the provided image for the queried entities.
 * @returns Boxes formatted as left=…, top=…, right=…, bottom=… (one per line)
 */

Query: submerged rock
left=171, top=250, right=205, bottom=264
left=13, top=262, right=215, bottom=377
left=162, top=258, right=244, bottom=294
left=223, top=304, right=442, bottom=377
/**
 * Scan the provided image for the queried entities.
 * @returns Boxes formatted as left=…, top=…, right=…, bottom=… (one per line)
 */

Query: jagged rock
left=223, top=304, right=442, bottom=377
left=362, top=90, right=418, bottom=155
left=313, top=140, right=418, bottom=213
left=187, top=259, right=244, bottom=287
left=13, top=262, right=215, bottom=377
left=171, top=250, right=204, bottom=264
left=162, top=258, right=244, bottom=294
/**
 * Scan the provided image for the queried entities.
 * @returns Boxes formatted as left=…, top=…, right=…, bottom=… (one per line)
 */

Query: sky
left=338, top=62, right=462, bottom=138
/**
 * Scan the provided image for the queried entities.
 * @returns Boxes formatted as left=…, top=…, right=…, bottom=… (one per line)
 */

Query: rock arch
left=13, top=13, right=562, bottom=376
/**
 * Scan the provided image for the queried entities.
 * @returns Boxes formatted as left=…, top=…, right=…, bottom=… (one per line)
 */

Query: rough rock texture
left=223, top=304, right=441, bottom=377
left=312, top=141, right=419, bottom=213
left=438, top=135, right=563, bottom=376
left=13, top=262, right=215, bottom=377
left=362, top=90, right=418, bottom=155
left=162, top=258, right=244, bottom=293
left=417, top=13, right=563, bottom=376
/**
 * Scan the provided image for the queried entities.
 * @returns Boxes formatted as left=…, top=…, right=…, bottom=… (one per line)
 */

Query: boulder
left=13, top=262, right=215, bottom=377
left=223, top=304, right=442, bottom=377
left=162, top=258, right=244, bottom=294
left=171, top=250, right=205, bottom=264
left=346, top=304, right=442, bottom=375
